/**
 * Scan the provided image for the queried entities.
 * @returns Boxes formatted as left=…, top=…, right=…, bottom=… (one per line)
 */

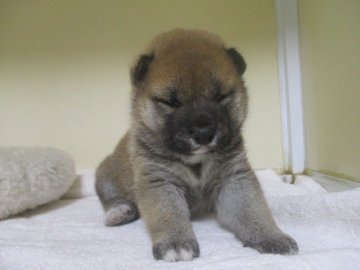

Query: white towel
left=0, top=169, right=359, bottom=270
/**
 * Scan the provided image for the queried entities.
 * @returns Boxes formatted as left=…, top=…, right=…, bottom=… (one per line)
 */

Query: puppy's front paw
left=245, top=234, right=298, bottom=255
left=152, top=238, right=200, bottom=262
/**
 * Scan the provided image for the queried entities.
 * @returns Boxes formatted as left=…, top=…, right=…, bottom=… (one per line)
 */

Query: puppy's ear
left=131, top=54, right=154, bottom=86
left=226, top=48, right=246, bottom=76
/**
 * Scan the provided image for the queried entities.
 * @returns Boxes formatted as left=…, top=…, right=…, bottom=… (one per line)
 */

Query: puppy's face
left=131, top=30, right=248, bottom=158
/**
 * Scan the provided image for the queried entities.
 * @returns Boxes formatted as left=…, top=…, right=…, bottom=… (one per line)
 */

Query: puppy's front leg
left=216, top=162, right=298, bottom=255
left=136, top=172, right=199, bottom=262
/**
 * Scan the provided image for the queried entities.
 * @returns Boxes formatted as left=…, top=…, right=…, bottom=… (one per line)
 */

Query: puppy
left=95, top=29, right=298, bottom=262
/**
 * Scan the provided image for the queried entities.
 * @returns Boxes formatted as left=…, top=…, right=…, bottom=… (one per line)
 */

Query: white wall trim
left=275, top=0, right=306, bottom=174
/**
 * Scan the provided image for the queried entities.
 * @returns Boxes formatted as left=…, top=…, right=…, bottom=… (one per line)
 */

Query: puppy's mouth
left=189, top=135, right=217, bottom=155
left=191, top=146, right=210, bottom=155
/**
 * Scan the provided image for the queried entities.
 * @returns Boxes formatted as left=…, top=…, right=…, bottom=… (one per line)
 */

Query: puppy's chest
left=184, top=161, right=216, bottom=189
left=177, top=161, right=220, bottom=211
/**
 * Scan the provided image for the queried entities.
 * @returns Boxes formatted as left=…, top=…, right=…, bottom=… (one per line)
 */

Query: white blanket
left=0, top=169, right=359, bottom=270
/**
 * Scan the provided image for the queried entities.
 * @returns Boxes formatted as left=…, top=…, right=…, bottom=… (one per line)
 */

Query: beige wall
left=0, top=0, right=283, bottom=170
left=299, top=0, right=360, bottom=181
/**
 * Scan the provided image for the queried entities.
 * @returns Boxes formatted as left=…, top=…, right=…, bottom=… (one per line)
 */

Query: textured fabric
left=0, top=147, right=76, bottom=220
left=0, top=169, right=359, bottom=270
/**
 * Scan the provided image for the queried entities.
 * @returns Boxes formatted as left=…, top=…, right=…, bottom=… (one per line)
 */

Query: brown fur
left=96, top=29, right=298, bottom=261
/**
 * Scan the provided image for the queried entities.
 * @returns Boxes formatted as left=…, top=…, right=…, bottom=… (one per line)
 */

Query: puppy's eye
left=153, top=97, right=182, bottom=108
left=214, top=90, right=235, bottom=103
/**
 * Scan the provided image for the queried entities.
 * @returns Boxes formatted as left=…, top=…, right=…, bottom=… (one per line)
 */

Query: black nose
left=192, top=114, right=217, bottom=145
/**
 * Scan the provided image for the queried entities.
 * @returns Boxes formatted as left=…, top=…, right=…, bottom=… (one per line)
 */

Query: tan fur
left=138, top=30, right=239, bottom=99
left=96, top=29, right=298, bottom=261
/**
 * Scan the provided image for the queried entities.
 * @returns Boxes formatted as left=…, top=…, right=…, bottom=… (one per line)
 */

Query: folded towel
left=0, top=169, right=359, bottom=270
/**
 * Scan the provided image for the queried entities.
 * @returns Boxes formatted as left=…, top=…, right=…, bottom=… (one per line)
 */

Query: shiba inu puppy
left=96, top=29, right=298, bottom=262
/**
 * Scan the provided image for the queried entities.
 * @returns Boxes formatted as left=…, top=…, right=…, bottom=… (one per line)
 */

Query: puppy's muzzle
left=191, top=114, right=217, bottom=145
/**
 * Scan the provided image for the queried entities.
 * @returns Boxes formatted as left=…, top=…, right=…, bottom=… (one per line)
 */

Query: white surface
left=1, top=169, right=360, bottom=270
left=275, top=0, right=306, bottom=174
left=307, top=170, right=360, bottom=192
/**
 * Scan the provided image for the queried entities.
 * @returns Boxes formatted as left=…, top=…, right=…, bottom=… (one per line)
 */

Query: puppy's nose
left=192, top=115, right=217, bottom=145
left=193, top=127, right=216, bottom=145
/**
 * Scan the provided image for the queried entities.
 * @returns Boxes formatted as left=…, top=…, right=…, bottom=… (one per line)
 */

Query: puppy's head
left=131, top=29, right=248, bottom=158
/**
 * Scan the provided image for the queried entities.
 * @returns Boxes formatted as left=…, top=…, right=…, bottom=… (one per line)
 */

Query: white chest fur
left=175, top=157, right=215, bottom=190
